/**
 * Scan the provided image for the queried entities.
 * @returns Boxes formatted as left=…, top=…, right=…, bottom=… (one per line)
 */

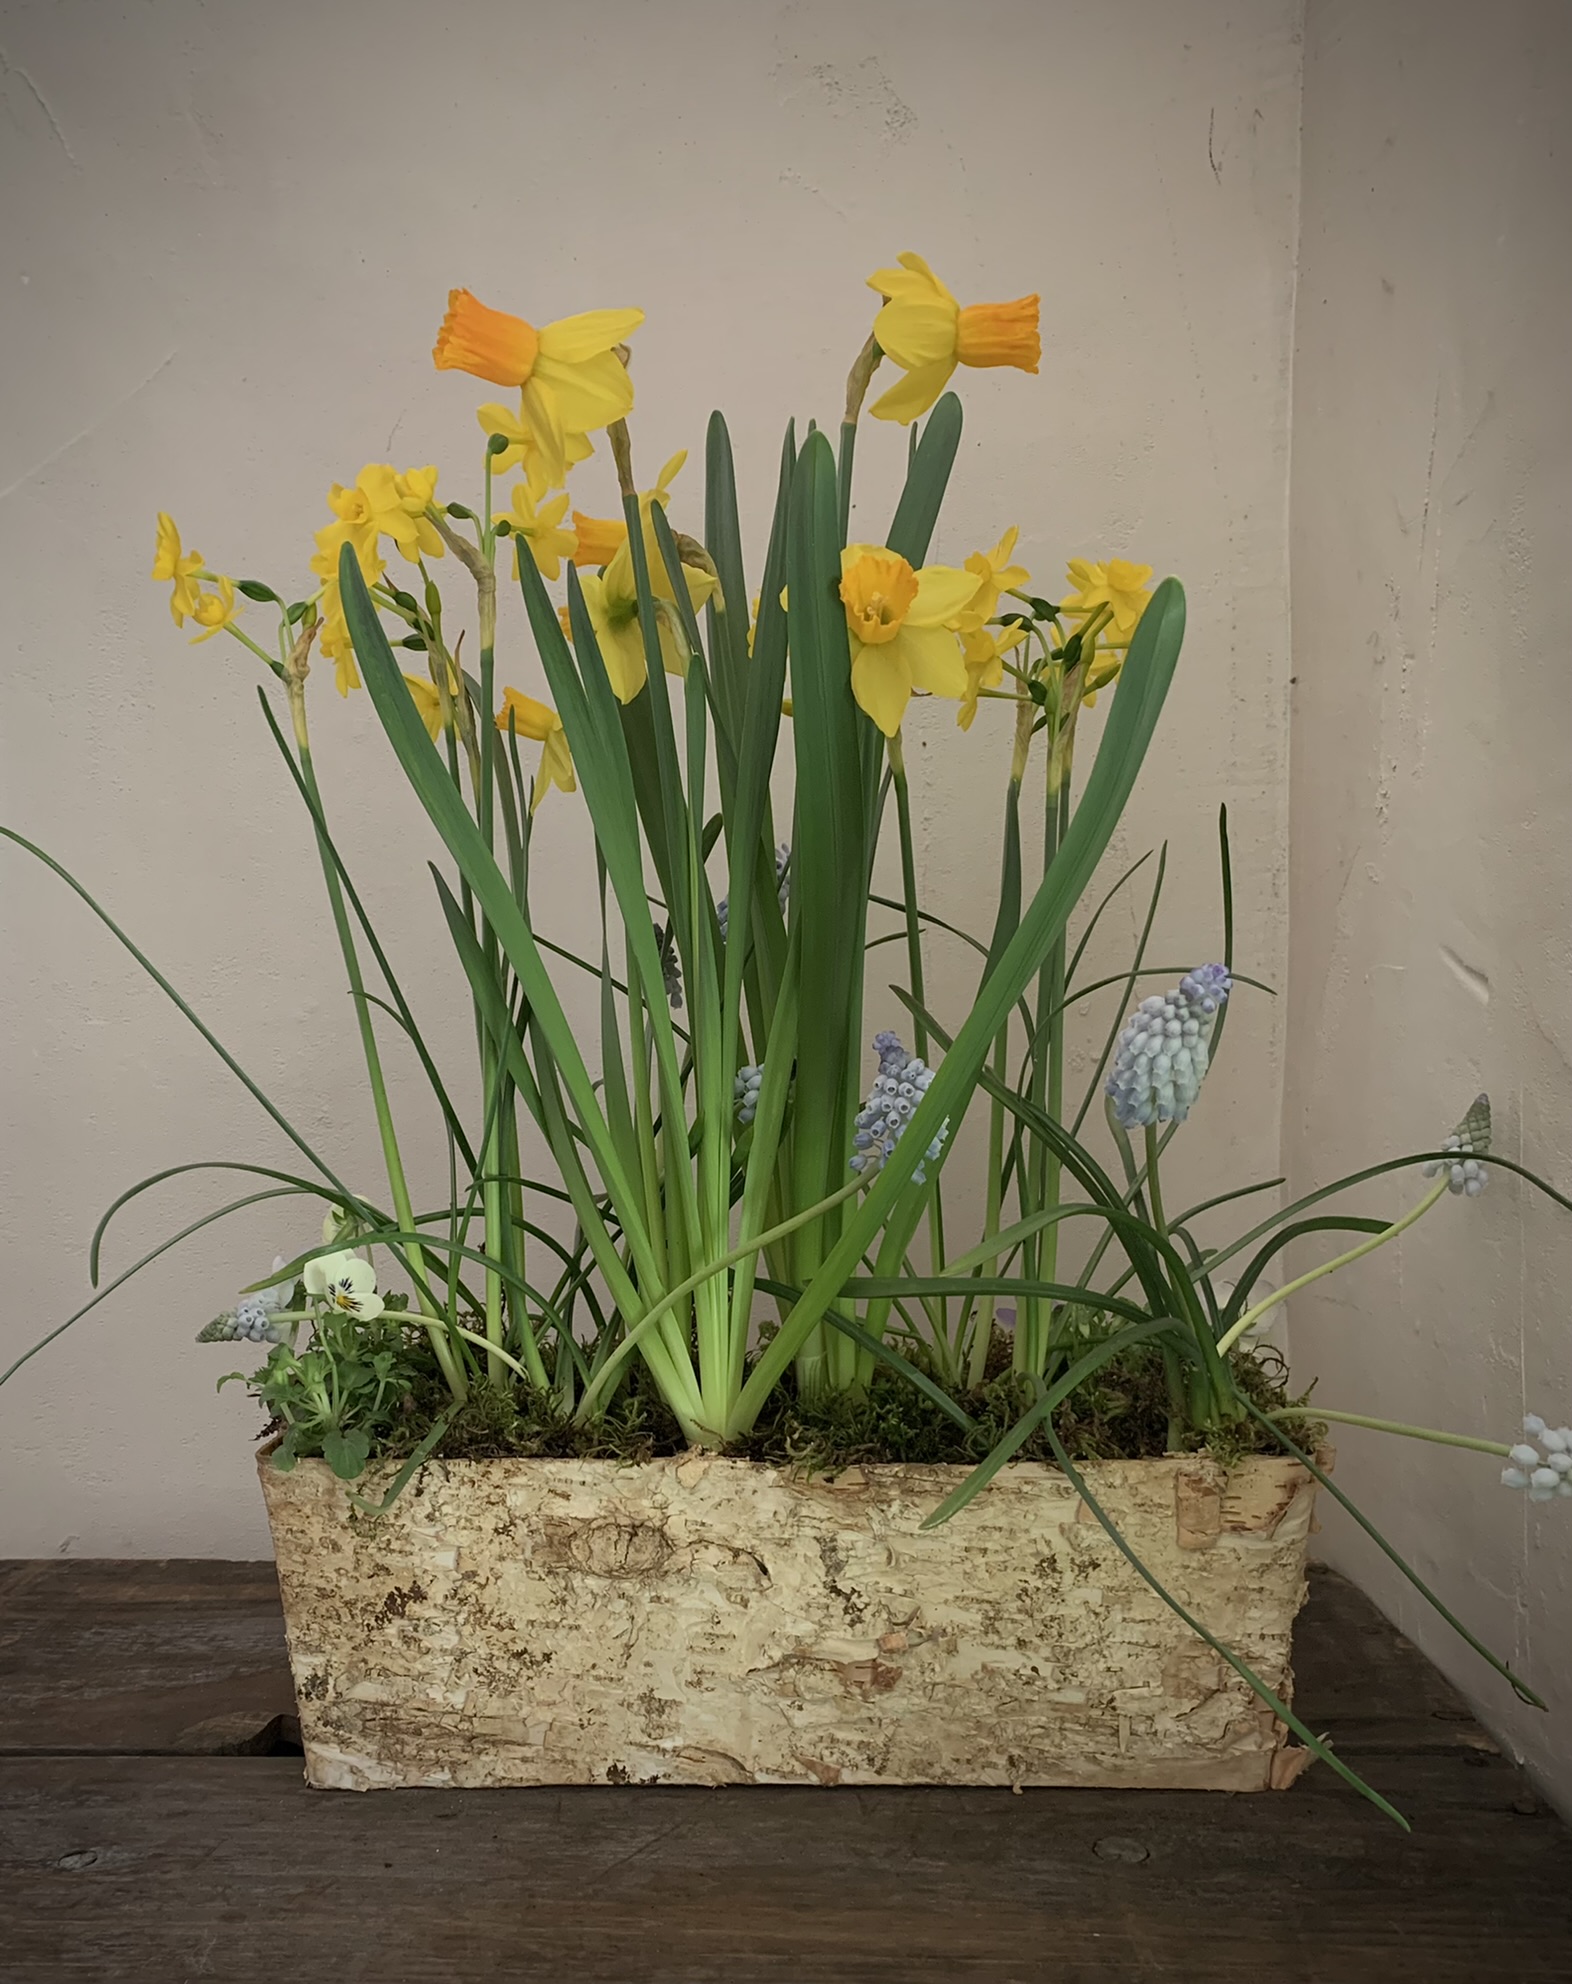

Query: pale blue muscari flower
left=716, top=843, right=791, bottom=944
left=1105, top=965, right=1231, bottom=1131
left=734, top=1064, right=765, bottom=1126
left=197, top=1256, right=292, bottom=1345
left=1422, top=1094, right=1492, bottom=1196
left=849, top=1031, right=949, bottom=1186
left=1501, top=1415, right=1572, bottom=1501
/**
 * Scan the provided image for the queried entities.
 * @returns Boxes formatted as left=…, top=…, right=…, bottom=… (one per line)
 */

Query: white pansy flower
left=303, top=1249, right=384, bottom=1322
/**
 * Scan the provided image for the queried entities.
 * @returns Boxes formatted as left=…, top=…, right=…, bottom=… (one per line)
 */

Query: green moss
left=356, top=1332, right=1318, bottom=1475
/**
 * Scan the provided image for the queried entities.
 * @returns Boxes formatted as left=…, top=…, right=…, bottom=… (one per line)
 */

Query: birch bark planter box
left=260, top=1448, right=1322, bottom=1793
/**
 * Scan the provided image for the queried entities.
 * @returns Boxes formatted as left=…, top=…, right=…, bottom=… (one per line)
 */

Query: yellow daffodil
left=151, top=513, right=205, bottom=625
left=577, top=552, right=715, bottom=703
left=498, top=482, right=577, bottom=583
left=1061, top=558, right=1153, bottom=641
left=433, top=288, right=644, bottom=487
left=310, top=519, right=385, bottom=697
left=838, top=543, right=975, bottom=735
left=496, top=687, right=576, bottom=811
left=476, top=402, right=591, bottom=489
left=957, top=526, right=1030, bottom=632
left=571, top=511, right=627, bottom=568
left=403, top=661, right=460, bottom=741
left=320, top=479, right=381, bottom=578
left=318, top=604, right=360, bottom=696
left=865, top=254, right=1041, bottom=424
left=956, top=622, right=1029, bottom=731
left=571, top=455, right=715, bottom=701
left=570, top=452, right=687, bottom=572
left=328, top=464, right=445, bottom=567
left=187, top=575, right=240, bottom=644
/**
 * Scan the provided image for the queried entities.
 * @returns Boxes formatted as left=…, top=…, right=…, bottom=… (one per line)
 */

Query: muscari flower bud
left=1423, top=1094, right=1492, bottom=1195
left=733, top=1064, right=765, bottom=1126
left=1104, top=965, right=1231, bottom=1131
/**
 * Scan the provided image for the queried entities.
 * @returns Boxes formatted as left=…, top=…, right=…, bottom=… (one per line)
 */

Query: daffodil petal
left=872, top=293, right=959, bottom=370
left=528, top=350, right=636, bottom=437
left=897, top=622, right=967, bottom=699
left=868, top=358, right=956, bottom=425
left=850, top=641, right=913, bottom=736
left=908, top=564, right=984, bottom=628
left=537, top=308, right=645, bottom=363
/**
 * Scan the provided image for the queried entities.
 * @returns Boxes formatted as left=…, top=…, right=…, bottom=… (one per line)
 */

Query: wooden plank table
left=1, top=1560, right=1567, bottom=1982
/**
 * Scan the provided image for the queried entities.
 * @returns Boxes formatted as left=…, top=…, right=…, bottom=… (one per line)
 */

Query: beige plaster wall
left=0, top=0, right=1303, bottom=1557
left=1287, top=0, right=1572, bottom=1803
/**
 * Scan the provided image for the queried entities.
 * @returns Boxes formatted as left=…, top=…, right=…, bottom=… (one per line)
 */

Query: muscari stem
left=1270, top=1408, right=1512, bottom=1459
left=1216, top=1175, right=1451, bottom=1355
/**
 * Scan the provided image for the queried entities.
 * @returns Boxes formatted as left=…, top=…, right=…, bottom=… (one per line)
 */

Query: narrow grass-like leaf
left=1043, top=1424, right=1410, bottom=1829
left=921, top=1320, right=1183, bottom=1529
left=1244, top=1401, right=1547, bottom=1710
left=90, top=1162, right=367, bottom=1288
left=253, top=691, right=477, bottom=1173
left=2, top=1187, right=312, bottom=1392
left=1, top=829, right=346, bottom=1192
left=1218, top=1216, right=1392, bottom=1330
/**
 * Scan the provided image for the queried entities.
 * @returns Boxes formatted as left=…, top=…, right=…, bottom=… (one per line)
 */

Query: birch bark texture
left=262, top=1452, right=1320, bottom=1791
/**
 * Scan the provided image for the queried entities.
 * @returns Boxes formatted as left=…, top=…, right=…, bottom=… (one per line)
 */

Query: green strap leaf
left=1043, top=1423, right=1411, bottom=1830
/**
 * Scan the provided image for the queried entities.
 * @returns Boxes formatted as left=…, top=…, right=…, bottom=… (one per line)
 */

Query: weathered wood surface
left=1, top=1561, right=1568, bottom=1982
left=0, top=1558, right=295, bottom=1755
left=262, top=1451, right=1320, bottom=1792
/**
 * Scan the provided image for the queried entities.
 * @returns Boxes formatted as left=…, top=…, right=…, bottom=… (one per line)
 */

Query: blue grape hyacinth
left=849, top=1030, right=949, bottom=1186
left=1105, top=964, right=1231, bottom=1130
left=1422, top=1094, right=1492, bottom=1196
left=717, top=843, right=791, bottom=944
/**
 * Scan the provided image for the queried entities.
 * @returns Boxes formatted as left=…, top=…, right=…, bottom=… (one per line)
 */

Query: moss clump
left=362, top=1334, right=1317, bottom=1476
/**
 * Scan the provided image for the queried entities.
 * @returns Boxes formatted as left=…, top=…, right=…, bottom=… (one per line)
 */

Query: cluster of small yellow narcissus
left=150, top=254, right=1153, bottom=798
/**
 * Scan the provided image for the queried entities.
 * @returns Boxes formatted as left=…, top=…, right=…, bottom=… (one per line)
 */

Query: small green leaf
left=322, top=1427, right=371, bottom=1480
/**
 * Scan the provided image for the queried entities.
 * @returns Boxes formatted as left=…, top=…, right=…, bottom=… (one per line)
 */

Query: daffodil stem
left=1018, top=769, right=1070, bottom=1375
left=1269, top=1408, right=1512, bottom=1459
left=224, top=624, right=286, bottom=678
left=288, top=690, right=466, bottom=1402
left=888, top=733, right=948, bottom=1343
left=471, top=479, right=511, bottom=1391
left=1216, top=1175, right=1451, bottom=1355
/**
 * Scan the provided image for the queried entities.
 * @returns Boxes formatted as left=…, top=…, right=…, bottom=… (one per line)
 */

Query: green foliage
left=8, top=310, right=1570, bottom=1835
left=228, top=1300, right=427, bottom=1481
